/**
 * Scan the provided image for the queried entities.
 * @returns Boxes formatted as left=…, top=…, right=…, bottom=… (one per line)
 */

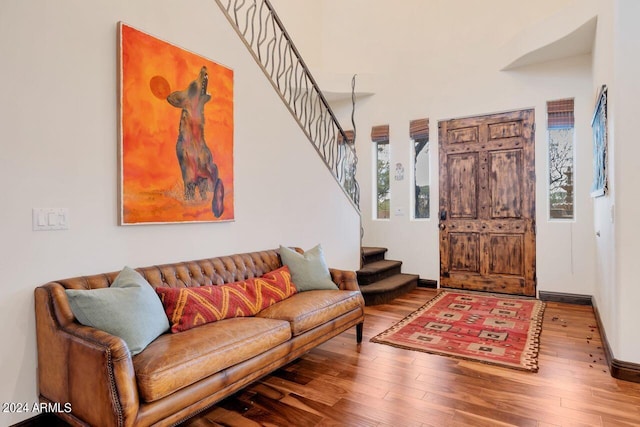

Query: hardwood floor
left=183, top=288, right=640, bottom=427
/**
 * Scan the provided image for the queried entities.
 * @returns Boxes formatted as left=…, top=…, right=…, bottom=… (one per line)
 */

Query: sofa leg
left=356, top=322, right=363, bottom=343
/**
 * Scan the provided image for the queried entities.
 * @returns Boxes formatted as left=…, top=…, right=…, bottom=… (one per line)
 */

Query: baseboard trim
left=417, top=278, right=438, bottom=289
left=538, top=291, right=592, bottom=305
left=591, top=298, right=640, bottom=383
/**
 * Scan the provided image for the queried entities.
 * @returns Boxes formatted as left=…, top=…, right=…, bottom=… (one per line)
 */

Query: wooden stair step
left=357, top=260, right=403, bottom=285
left=359, top=273, right=419, bottom=306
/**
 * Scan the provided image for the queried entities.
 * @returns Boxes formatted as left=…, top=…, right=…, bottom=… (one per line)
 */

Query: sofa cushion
left=156, top=266, right=297, bottom=332
left=279, top=244, right=338, bottom=291
left=65, top=266, right=169, bottom=355
left=257, top=290, right=364, bottom=336
left=133, top=316, right=291, bottom=402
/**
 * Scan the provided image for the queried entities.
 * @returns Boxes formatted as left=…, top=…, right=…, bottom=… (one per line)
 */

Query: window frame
left=373, top=140, right=390, bottom=220
left=546, top=98, right=576, bottom=221
left=371, top=124, right=391, bottom=221
left=410, top=135, right=430, bottom=220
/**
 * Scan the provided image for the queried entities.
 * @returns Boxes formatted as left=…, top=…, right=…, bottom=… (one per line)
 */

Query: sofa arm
left=329, top=268, right=360, bottom=292
left=35, top=284, right=140, bottom=427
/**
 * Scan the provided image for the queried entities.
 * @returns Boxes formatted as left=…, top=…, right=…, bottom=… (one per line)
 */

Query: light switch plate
left=33, top=208, right=69, bottom=231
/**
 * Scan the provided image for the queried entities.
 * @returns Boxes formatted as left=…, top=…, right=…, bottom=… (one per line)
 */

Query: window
left=547, top=99, right=575, bottom=219
left=372, top=125, right=390, bottom=219
left=338, top=129, right=357, bottom=196
left=410, top=118, right=430, bottom=219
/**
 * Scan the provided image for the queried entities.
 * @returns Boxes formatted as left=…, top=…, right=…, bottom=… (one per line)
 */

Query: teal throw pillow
left=279, top=244, right=338, bottom=292
left=65, top=266, right=169, bottom=355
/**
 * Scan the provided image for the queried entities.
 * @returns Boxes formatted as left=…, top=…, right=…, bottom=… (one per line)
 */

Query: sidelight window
left=547, top=98, right=575, bottom=220
left=410, top=118, right=430, bottom=219
left=372, top=125, right=390, bottom=219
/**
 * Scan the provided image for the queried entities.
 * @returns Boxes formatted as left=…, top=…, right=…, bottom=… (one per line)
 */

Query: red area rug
left=371, top=291, right=545, bottom=372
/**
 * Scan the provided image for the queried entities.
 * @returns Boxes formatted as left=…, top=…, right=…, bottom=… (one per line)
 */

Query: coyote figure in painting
left=167, top=66, right=224, bottom=217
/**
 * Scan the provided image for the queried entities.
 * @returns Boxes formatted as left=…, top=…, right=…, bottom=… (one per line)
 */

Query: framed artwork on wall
left=590, top=84, right=608, bottom=198
left=118, top=22, right=234, bottom=224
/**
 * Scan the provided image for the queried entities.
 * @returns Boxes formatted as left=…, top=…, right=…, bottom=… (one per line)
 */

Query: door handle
left=439, top=223, right=446, bottom=230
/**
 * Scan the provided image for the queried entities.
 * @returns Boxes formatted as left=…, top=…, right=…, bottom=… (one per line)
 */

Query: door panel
left=448, top=153, right=478, bottom=218
left=489, top=150, right=522, bottom=218
left=488, top=121, right=522, bottom=140
left=488, top=234, right=524, bottom=275
left=449, top=232, right=480, bottom=272
left=448, top=126, right=479, bottom=143
left=439, top=109, right=536, bottom=296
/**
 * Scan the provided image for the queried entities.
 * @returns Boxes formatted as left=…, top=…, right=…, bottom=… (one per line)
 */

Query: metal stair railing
left=213, top=0, right=360, bottom=210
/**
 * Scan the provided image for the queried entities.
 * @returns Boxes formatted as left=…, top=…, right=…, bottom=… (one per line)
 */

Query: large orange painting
left=119, top=23, right=234, bottom=224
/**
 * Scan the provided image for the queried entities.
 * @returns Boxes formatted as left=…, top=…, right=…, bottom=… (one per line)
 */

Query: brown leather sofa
left=35, top=249, right=364, bottom=426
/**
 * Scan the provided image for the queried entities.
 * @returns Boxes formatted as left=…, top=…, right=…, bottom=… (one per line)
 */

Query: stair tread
left=357, top=260, right=402, bottom=275
left=359, top=273, right=419, bottom=293
left=361, top=247, right=388, bottom=257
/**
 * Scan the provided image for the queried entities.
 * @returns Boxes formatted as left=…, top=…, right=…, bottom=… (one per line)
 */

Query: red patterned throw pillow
left=156, top=266, right=297, bottom=332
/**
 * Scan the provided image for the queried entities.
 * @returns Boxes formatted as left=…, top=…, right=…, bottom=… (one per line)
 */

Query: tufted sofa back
left=54, top=249, right=289, bottom=291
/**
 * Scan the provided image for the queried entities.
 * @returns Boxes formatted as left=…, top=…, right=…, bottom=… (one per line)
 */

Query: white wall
left=591, top=0, right=619, bottom=360
left=0, top=0, right=360, bottom=424
left=266, top=0, right=324, bottom=72
left=590, top=0, right=640, bottom=365
left=303, top=0, right=597, bottom=298
left=611, top=0, right=640, bottom=362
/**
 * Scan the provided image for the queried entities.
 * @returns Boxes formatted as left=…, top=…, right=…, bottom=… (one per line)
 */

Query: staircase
left=357, top=247, right=419, bottom=306
left=213, top=0, right=359, bottom=210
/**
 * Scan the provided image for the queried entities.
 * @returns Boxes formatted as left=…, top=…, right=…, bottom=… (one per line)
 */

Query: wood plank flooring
left=183, top=289, right=640, bottom=427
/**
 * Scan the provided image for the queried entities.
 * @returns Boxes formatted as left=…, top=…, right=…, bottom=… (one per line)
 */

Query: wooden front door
left=438, top=109, right=536, bottom=296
